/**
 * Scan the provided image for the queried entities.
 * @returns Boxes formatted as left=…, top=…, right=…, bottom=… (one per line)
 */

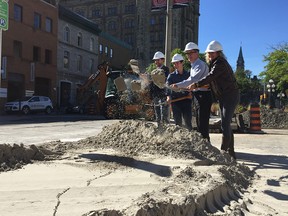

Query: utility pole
left=165, top=0, right=173, bottom=68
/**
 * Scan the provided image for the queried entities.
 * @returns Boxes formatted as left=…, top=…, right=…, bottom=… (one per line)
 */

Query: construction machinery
left=75, top=61, right=154, bottom=119
left=75, top=62, right=109, bottom=115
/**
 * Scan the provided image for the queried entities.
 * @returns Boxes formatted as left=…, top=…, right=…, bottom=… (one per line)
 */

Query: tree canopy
left=259, top=42, right=288, bottom=92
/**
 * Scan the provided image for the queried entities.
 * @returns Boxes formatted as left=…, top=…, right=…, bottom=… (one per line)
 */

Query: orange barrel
left=249, top=103, right=262, bottom=132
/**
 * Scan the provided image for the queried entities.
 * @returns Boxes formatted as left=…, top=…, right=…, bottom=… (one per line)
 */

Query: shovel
left=145, top=95, right=192, bottom=107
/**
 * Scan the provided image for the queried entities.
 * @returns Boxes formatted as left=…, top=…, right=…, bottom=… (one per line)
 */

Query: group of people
left=149, top=40, right=239, bottom=160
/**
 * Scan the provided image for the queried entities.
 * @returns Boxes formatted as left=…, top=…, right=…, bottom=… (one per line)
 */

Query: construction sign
left=0, top=0, right=9, bottom=31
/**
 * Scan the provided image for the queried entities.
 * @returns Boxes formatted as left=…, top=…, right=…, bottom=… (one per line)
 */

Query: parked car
left=4, top=96, right=53, bottom=115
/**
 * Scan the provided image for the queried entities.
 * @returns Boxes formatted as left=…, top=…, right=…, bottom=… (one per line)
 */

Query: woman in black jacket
left=188, top=40, right=240, bottom=159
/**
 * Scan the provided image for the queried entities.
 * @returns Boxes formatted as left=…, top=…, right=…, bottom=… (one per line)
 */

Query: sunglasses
left=186, top=51, right=197, bottom=55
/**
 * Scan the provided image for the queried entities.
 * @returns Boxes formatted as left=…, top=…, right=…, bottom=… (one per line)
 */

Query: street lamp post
left=266, top=79, right=275, bottom=108
left=277, top=92, right=285, bottom=109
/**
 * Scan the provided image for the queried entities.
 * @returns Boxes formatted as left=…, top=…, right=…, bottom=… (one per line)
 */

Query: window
left=159, top=17, right=165, bottom=24
left=45, top=49, right=52, bottom=64
left=99, top=44, right=103, bottom=54
left=125, top=19, right=134, bottom=29
left=64, top=26, right=70, bottom=43
left=108, top=7, right=117, bottom=16
left=14, top=4, right=22, bottom=22
left=124, top=34, right=134, bottom=46
left=125, top=4, right=135, bottom=14
left=108, top=21, right=116, bottom=30
left=33, top=46, right=41, bottom=62
left=89, top=58, right=94, bottom=73
left=90, top=38, right=95, bottom=52
left=105, top=46, right=108, bottom=56
left=34, top=13, right=41, bottom=29
left=77, top=32, right=83, bottom=47
left=159, top=32, right=164, bottom=43
left=150, top=34, right=155, bottom=42
left=45, top=17, right=52, bottom=33
left=13, top=40, right=22, bottom=58
left=63, top=51, right=69, bottom=69
left=77, top=55, right=82, bottom=72
left=150, top=17, right=156, bottom=25
left=91, top=9, right=101, bottom=18
left=110, top=49, right=113, bottom=58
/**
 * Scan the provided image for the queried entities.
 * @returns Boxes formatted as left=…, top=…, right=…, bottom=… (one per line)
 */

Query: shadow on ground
left=80, top=153, right=172, bottom=177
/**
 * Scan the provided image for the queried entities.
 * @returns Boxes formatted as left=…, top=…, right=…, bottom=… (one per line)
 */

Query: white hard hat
left=171, top=53, right=184, bottom=63
left=205, top=40, right=223, bottom=52
left=184, top=42, right=199, bottom=53
left=152, top=51, right=165, bottom=60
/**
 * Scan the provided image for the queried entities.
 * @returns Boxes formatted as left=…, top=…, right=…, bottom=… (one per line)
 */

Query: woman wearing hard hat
left=188, top=40, right=240, bottom=160
left=166, top=53, right=192, bottom=131
left=171, top=42, right=212, bottom=142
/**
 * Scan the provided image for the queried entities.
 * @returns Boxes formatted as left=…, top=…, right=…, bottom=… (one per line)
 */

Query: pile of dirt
left=43, top=120, right=234, bottom=164
left=241, top=106, right=288, bottom=129
left=0, top=144, right=47, bottom=172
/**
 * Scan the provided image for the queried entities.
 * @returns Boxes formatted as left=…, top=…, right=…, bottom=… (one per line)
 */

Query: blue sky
left=197, top=0, right=288, bottom=76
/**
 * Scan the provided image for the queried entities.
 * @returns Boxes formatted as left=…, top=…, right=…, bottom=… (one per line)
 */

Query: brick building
left=58, top=0, right=200, bottom=71
left=1, top=0, right=58, bottom=112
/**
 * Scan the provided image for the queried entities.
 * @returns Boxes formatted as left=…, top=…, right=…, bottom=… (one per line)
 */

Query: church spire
left=236, top=46, right=245, bottom=71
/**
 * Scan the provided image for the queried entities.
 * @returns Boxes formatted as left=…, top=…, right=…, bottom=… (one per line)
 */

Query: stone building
left=58, top=0, right=200, bottom=71
left=57, top=5, right=101, bottom=107
left=1, top=0, right=58, bottom=112
left=58, top=5, right=133, bottom=109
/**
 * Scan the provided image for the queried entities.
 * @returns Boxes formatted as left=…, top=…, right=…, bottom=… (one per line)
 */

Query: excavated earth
left=0, top=120, right=258, bottom=216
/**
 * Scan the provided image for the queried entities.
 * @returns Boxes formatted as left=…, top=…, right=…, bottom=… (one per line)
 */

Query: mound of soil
left=43, top=120, right=234, bottom=164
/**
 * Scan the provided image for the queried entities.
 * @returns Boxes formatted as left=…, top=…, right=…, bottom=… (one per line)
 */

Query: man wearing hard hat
left=150, top=51, right=170, bottom=126
left=166, top=53, right=192, bottom=131
left=171, top=42, right=212, bottom=141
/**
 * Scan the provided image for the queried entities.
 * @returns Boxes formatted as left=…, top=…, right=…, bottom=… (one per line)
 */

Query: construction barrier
left=249, top=103, right=262, bottom=133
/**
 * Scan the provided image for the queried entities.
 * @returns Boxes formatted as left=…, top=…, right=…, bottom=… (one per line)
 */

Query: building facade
left=1, top=0, right=58, bottom=112
left=58, top=0, right=200, bottom=70
left=58, top=5, right=132, bottom=109
left=58, top=5, right=101, bottom=107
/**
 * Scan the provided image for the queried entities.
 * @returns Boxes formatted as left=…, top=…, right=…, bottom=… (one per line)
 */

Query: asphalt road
left=0, top=114, right=119, bottom=145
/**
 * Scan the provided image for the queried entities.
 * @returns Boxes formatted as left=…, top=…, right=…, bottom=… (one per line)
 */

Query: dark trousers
left=171, top=99, right=192, bottom=131
left=219, top=89, right=240, bottom=152
left=193, top=91, right=212, bottom=140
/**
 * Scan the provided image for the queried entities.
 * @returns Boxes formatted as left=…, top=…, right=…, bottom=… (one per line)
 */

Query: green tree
left=234, top=68, right=251, bottom=94
left=259, top=42, right=288, bottom=92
